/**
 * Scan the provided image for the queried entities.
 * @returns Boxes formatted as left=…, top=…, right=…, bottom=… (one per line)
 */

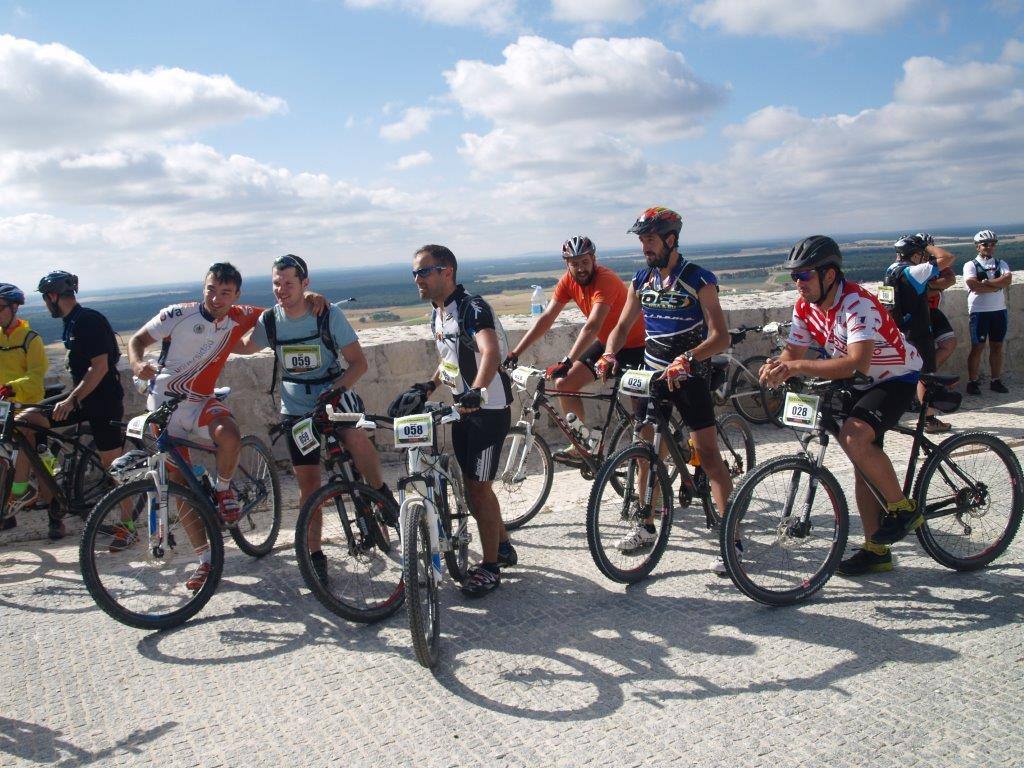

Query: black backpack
left=881, top=263, right=931, bottom=340
left=972, top=257, right=1001, bottom=282
left=262, top=307, right=340, bottom=396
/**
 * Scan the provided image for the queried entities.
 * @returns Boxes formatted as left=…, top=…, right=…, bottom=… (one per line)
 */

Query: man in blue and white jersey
left=237, top=254, right=395, bottom=585
left=597, top=207, right=733, bottom=566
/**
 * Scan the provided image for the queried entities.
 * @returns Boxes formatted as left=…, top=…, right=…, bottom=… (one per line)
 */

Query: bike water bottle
left=530, top=285, right=545, bottom=316
left=565, top=412, right=590, bottom=444
left=687, top=437, right=701, bottom=467
left=37, top=440, right=58, bottom=476
left=588, top=426, right=603, bottom=451
left=192, top=464, right=212, bottom=493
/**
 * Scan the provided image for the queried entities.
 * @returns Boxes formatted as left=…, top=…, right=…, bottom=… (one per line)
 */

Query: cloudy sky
left=1, top=0, right=1022, bottom=288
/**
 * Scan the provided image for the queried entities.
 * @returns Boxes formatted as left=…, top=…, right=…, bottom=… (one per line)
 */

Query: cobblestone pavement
left=2, top=392, right=1023, bottom=767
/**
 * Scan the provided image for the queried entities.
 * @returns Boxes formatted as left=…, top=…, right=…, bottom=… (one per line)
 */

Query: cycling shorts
left=930, top=308, right=955, bottom=345
left=59, top=396, right=125, bottom=452
left=578, top=341, right=646, bottom=379
left=166, top=397, right=232, bottom=444
left=451, top=407, right=511, bottom=482
left=848, top=379, right=916, bottom=448
left=636, top=374, right=716, bottom=432
left=283, top=417, right=322, bottom=467
left=969, top=309, right=1008, bottom=345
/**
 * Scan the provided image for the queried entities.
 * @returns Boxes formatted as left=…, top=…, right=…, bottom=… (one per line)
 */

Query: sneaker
left=497, top=540, right=518, bottom=567
left=836, top=547, right=892, bottom=576
left=214, top=488, right=242, bottom=527
left=309, top=551, right=330, bottom=586
left=47, top=516, right=66, bottom=541
left=552, top=445, right=586, bottom=465
left=460, top=564, right=500, bottom=598
left=990, top=379, right=1009, bottom=394
left=108, top=523, right=137, bottom=553
left=924, top=415, right=951, bottom=434
left=185, top=562, right=212, bottom=592
left=966, top=380, right=981, bottom=395
left=714, top=539, right=743, bottom=578
left=616, top=522, right=656, bottom=554
left=869, top=501, right=924, bottom=546
left=0, top=515, right=16, bottom=531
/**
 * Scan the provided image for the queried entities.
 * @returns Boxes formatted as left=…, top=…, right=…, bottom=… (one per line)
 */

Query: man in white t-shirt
left=963, top=229, right=1012, bottom=395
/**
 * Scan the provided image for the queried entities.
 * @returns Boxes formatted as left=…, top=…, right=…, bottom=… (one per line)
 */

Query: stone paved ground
left=2, top=392, right=1023, bottom=767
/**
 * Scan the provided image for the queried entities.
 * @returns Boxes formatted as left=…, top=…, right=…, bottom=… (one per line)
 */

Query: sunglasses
left=978, top=241, right=997, bottom=247
left=412, top=265, right=448, bottom=279
left=789, top=270, right=815, bottom=283
left=273, top=254, right=308, bottom=279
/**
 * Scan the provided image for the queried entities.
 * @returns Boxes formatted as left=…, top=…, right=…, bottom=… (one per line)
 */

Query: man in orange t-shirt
left=506, top=236, right=645, bottom=459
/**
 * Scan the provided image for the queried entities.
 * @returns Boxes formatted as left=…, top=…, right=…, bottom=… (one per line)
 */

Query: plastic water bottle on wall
left=530, top=285, right=545, bottom=317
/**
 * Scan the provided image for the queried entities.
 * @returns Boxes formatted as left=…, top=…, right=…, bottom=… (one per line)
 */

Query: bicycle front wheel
left=228, top=435, right=282, bottom=558
left=586, top=445, right=674, bottom=584
left=403, top=499, right=441, bottom=668
left=914, top=431, right=1024, bottom=571
left=721, top=456, right=848, bottom=606
left=494, top=426, right=553, bottom=530
left=295, top=481, right=404, bottom=623
left=80, top=479, right=224, bottom=630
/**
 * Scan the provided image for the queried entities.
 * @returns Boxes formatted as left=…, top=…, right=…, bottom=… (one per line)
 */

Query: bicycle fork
left=501, top=419, right=535, bottom=483
left=781, top=437, right=830, bottom=542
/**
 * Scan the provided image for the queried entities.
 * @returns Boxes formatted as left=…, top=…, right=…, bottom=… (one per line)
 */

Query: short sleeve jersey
left=552, top=266, right=646, bottom=349
left=62, top=305, right=123, bottom=403
left=788, top=280, right=922, bottom=388
left=964, top=257, right=1011, bottom=313
left=249, top=303, right=359, bottom=415
left=631, top=259, right=718, bottom=372
left=144, top=302, right=260, bottom=402
left=927, top=267, right=955, bottom=310
left=433, top=285, right=512, bottom=410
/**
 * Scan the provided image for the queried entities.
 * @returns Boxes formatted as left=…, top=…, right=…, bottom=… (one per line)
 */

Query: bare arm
left=924, top=244, right=954, bottom=271
left=688, top=285, right=729, bottom=361
left=566, top=302, right=611, bottom=361
left=510, top=300, right=565, bottom=358
left=762, top=340, right=873, bottom=387
left=54, top=352, right=111, bottom=420
left=603, top=290, right=642, bottom=357
left=128, top=329, right=158, bottom=379
left=232, top=328, right=262, bottom=355
left=334, top=340, right=368, bottom=390
left=471, top=328, right=500, bottom=390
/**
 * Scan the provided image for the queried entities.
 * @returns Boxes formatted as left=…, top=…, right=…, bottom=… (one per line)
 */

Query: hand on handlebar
left=544, top=357, right=572, bottom=380
left=0, top=384, right=13, bottom=400
left=457, top=387, right=484, bottom=414
left=502, top=354, right=519, bottom=372
left=594, top=353, right=618, bottom=382
left=760, top=357, right=792, bottom=388
left=132, top=360, right=159, bottom=380
left=661, top=354, right=692, bottom=391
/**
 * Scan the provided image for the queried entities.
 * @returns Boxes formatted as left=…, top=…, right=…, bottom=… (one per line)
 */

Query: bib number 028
left=393, top=414, right=434, bottom=448
left=781, top=392, right=821, bottom=430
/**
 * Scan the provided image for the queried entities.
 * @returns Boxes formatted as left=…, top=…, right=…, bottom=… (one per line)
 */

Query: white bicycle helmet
left=974, top=229, right=997, bottom=244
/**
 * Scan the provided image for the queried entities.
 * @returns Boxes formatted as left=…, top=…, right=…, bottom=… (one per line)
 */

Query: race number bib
left=782, top=392, right=820, bottom=430
left=511, top=366, right=543, bottom=390
left=876, top=286, right=895, bottom=308
left=439, top=360, right=460, bottom=388
left=620, top=369, right=656, bottom=397
left=393, top=413, right=433, bottom=448
left=282, top=344, right=322, bottom=374
left=0, top=400, right=10, bottom=421
left=291, top=417, right=320, bottom=456
left=125, top=413, right=150, bottom=440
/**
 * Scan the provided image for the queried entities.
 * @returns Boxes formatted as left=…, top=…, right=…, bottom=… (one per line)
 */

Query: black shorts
left=930, top=308, right=954, bottom=344
left=59, top=396, right=125, bottom=452
left=848, top=380, right=917, bottom=448
left=283, top=418, right=322, bottom=467
left=579, top=341, right=646, bottom=378
left=970, top=309, right=1008, bottom=345
left=909, top=334, right=936, bottom=374
left=635, top=374, right=717, bottom=432
left=451, top=407, right=511, bottom=482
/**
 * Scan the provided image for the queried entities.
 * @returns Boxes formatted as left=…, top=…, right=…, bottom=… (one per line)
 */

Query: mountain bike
left=393, top=402, right=472, bottom=669
left=79, top=390, right=281, bottom=629
left=585, top=371, right=755, bottom=584
left=278, top=407, right=404, bottom=624
left=720, top=372, right=1023, bottom=606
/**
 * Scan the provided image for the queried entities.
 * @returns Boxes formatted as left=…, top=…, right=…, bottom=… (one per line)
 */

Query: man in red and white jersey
left=760, top=236, right=923, bottom=577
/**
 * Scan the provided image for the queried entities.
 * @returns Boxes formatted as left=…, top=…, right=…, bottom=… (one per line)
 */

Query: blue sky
left=1, top=0, right=1022, bottom=288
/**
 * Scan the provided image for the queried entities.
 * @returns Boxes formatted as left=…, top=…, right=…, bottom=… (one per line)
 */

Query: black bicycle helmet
left=627, top=207, right=683, bottom=237
left=562, top=235, right=595, bottom=259
left=894, top=234, right=926, bottom=260
left=37, top=270, right=79, bottom=296
left=0, top=283, right=26, bottom=305
left=782, top=236, right=842, bottom=271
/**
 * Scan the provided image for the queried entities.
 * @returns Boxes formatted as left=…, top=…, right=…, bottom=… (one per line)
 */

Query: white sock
left=216, top=476, right=231, bottom=491
left=199, top=549, right=211, bottom=565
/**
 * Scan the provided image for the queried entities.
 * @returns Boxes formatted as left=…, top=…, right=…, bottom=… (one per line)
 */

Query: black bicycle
left=275, top=406, right=404, bottom=624
left=585, top=371, right=755, bottom=584
left=720, top=372, right=1023, bottom=606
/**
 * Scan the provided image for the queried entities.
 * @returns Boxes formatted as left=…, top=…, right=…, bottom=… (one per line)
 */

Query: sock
left=863, top=540, right=890, bottom=556
left=886, top=498, right=916, bottom=514
left=199, top=549, right=212, bottom=565
left=482, top=562, right=500, bottom=574
left=643, top=522, right=656, bottom=533
left=11, top=480, right=29, bottom=496
left=216, top=476, right=231, bottom=492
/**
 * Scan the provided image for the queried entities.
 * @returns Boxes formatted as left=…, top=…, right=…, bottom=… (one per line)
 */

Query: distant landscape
left=19, top=225, right=1024, bottom=345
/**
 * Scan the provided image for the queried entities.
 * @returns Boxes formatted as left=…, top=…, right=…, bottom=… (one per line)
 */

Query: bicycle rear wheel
left=716, top=413, right=756, bottom=482
left=586, top=445, right=674, bottom=584
left=228, top=435, right=282, bottom=557
left=721, top=456, right=848, bottom=606
left=914, top=431, right=1024, bottom=571
left=80, top=479, right=224, bottom=630
left=70, top=444, right=115, bottom=514
left=439, top=457, right=470, bottom=581
left=730, top=355, right=783, bottom=425
left=403, top=499, right=441, bottom=668
left=295, top=481, right=404, bottom=623
left=494, top=426, right=553, bottom=530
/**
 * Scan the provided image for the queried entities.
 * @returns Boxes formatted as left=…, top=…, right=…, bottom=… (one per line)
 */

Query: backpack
left=972, top=257, right=1001, bottom=282
left=262, top=307, right=341, bottom=396
left=432, top=295, right=510, bottom=359
left=881, top=263, right=931, bottom=340
left=0, top=329, right=39, bottom=355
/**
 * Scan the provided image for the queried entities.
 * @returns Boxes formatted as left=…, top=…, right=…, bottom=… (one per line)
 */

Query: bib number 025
left=393, top=414, right=433, bottom=448
left=620, top=369, right=656, bottom=397
left=781, top=392, right=821, bottom=430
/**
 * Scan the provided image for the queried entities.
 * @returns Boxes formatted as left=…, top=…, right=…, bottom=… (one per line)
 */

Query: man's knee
left=839, top=419, right=876, bottom=453
left=211, top=417, right=240, bottom=447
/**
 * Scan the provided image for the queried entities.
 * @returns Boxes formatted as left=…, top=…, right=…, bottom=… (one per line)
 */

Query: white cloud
left=894, top=57, right=1019, bottom=105
left=391, top=150, right=434, bottom=170
left=0, top=35, right=285, bottom=152
left=1001, top=38, right=1024, bottom=64
left=380, top=106, right=442, bottom=141
left=550, top=0, right=643, bottom=24
left=690, top=0, right=919, bottom=37
left=343, top=0, right=517, bottom=32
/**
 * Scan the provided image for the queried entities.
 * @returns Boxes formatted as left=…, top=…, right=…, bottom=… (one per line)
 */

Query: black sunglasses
left=790, top=270, right=815, bottom=282
left=273, top=254, right=308, bottom=279
left=412, top=265, right=448, bottom=279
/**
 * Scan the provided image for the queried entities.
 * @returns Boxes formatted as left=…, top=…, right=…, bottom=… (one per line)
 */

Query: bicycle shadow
left=0, top=543, right=94, bottom=616
left=0, top=715, right=176, bottom=767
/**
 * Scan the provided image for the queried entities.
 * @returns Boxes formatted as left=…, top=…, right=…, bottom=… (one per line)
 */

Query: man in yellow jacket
left=1, top=283, right=48, bottom=530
